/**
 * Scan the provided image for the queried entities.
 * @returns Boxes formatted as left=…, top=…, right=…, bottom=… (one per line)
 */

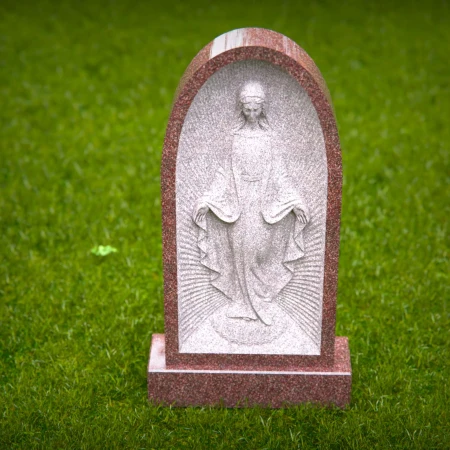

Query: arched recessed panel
left=176, top=59, right=327, bottom=355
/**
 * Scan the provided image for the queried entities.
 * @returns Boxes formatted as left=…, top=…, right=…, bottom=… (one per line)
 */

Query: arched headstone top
left=177, top=28, right=332, bottom=106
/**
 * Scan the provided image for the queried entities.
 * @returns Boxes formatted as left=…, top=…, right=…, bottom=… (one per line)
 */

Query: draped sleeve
left=261, top=137, right=310, bottom=273
left=192, top=157, right=240, bottom=299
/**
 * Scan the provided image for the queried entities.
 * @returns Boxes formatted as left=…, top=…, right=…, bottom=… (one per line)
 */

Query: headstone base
left=148, top=334, right=351, bottom=408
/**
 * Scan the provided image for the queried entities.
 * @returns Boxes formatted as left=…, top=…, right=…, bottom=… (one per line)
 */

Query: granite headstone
left=148, top=28, right=351, bottom=408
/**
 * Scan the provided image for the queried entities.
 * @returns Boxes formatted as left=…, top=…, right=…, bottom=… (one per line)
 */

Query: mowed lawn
left=0, top=0, right=448, bottom=448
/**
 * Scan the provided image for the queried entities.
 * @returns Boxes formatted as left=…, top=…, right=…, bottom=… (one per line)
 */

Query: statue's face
left=242, top=101, right=262, bottom=123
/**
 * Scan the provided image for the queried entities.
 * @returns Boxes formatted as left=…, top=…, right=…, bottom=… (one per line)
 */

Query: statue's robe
left=193, top=130, right=309, bottom=325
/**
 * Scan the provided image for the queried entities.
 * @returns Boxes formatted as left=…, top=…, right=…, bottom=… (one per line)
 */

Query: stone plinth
left=148, top=334, right=351, bottom=408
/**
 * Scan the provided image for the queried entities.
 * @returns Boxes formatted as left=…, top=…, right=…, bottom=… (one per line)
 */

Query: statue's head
left=237, top=82, right=269, bottom=130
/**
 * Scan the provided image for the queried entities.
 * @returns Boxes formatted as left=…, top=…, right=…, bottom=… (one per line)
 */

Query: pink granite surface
left=148, top=334, right=351, bottom=408
left=161, top=28, right=343, bottom=370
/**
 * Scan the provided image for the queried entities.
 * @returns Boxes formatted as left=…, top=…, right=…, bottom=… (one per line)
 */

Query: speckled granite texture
left=151, top=28, right=351, bottom=407
left=148, top=334, right=351, bottom=408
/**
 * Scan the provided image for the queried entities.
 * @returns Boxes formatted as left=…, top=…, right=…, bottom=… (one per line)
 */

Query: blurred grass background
left=0, top=0, right=449, bottom=448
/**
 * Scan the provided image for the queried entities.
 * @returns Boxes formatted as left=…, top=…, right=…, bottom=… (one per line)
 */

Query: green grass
left=1, top=0, right=449, bottom=448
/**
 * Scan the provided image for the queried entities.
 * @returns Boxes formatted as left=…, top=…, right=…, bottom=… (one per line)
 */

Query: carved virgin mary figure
left=193, top=82, right=310, bottom=327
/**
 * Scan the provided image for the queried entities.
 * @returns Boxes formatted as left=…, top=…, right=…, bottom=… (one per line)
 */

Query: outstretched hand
left=293, top=205, right=309, bottom=224
left=194, top=202, right=209, bottom=223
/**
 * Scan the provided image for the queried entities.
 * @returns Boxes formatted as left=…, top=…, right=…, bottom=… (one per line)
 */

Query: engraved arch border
left=161, top=43, right=342, bottom=369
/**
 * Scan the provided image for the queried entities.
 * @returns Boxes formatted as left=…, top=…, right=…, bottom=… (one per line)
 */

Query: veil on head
left=234, top=81, right=270, bottom=131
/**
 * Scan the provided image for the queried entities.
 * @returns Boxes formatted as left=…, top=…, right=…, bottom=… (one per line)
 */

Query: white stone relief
left=176, top=60, right=327, bottom=355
